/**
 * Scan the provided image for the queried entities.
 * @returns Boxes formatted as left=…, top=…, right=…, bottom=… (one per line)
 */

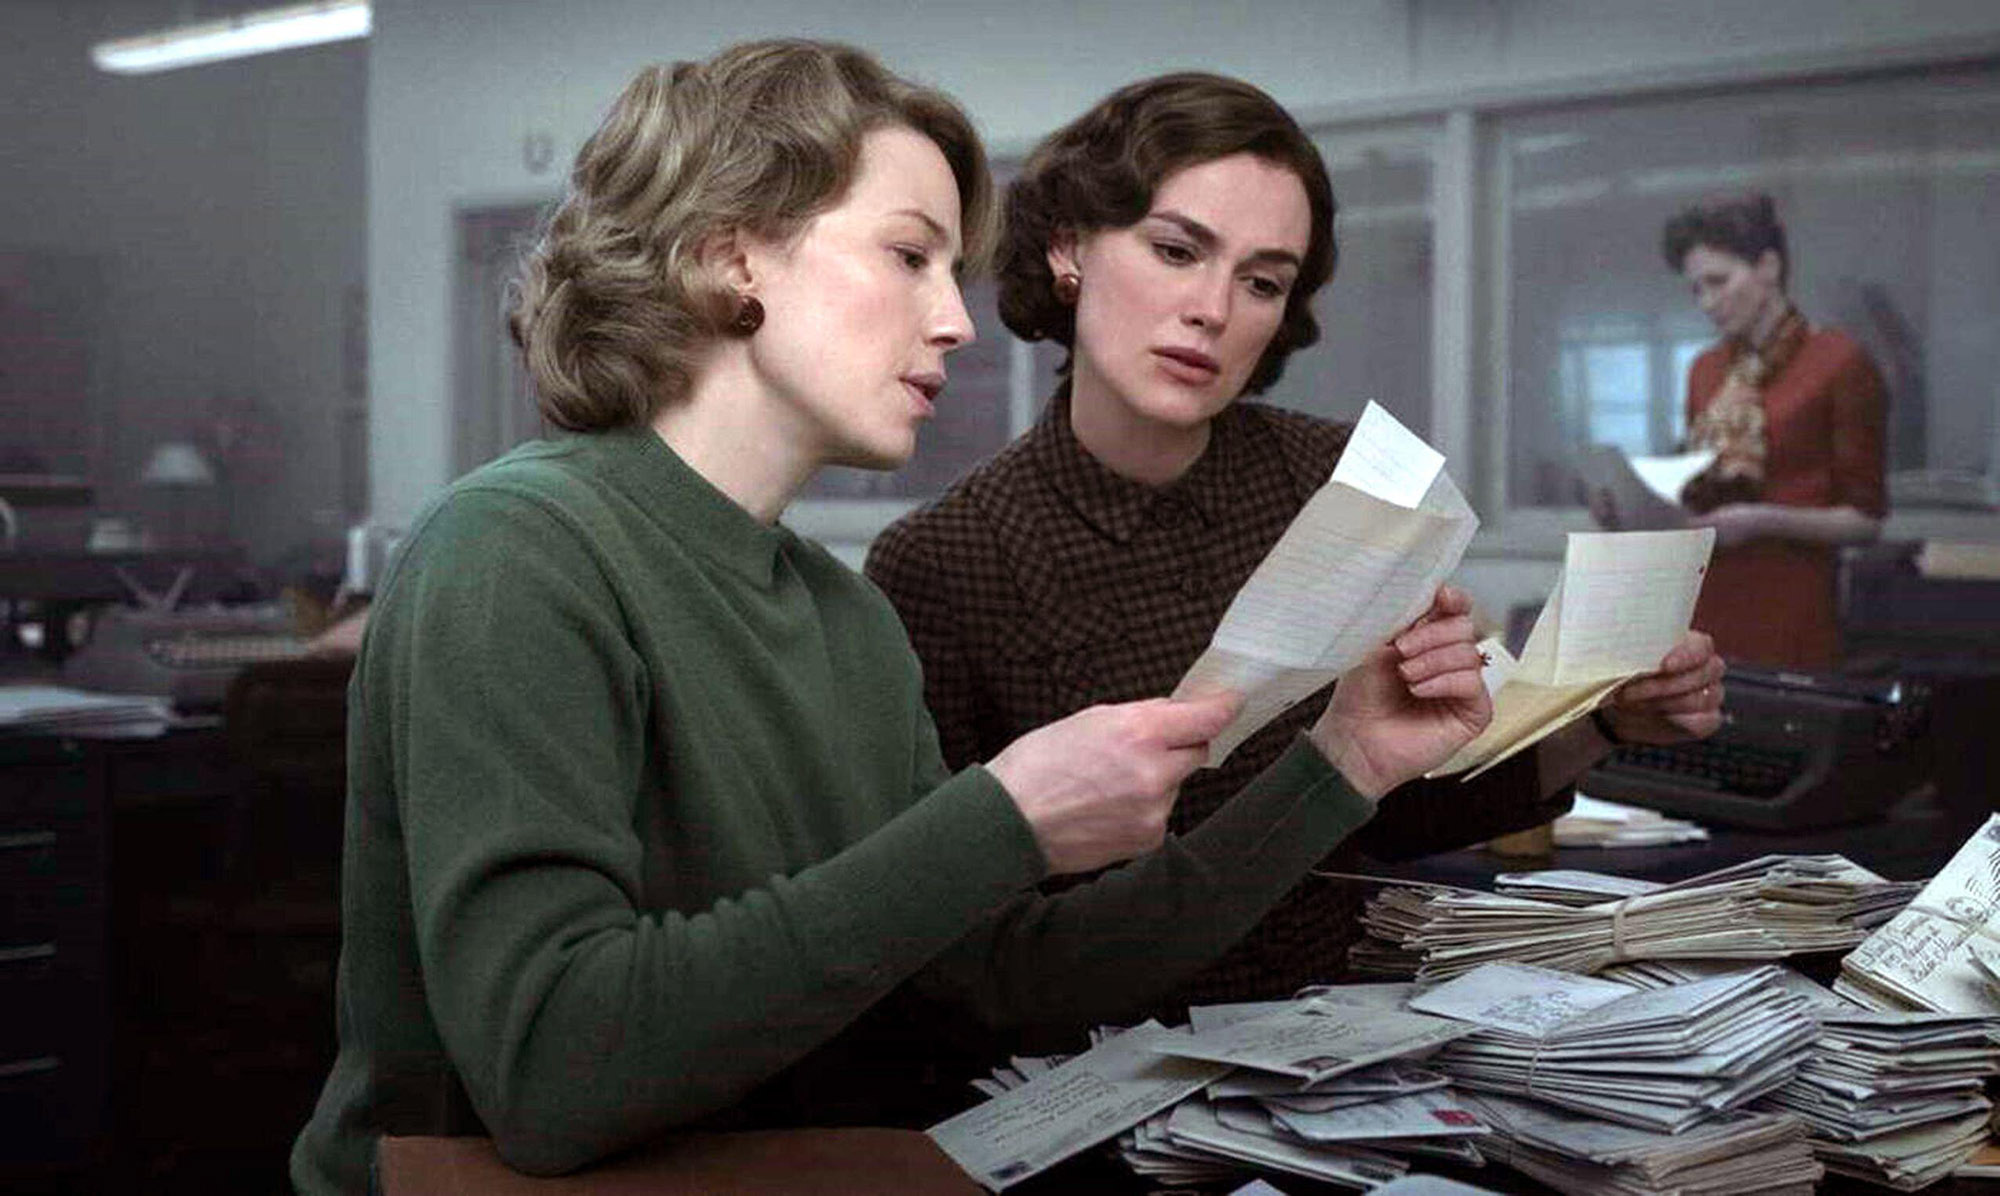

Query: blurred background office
left=3, top=1, right=1999, bottom=1191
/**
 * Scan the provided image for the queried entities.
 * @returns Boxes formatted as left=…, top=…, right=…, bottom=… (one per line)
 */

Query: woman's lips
left=1152, top=347, right=1220, bottom=384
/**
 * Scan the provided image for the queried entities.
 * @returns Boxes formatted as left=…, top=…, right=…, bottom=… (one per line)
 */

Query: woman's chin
left=826, top=433, right=916, bottom=474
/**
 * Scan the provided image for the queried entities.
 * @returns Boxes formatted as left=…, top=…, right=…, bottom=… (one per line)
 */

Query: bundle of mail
left=1352, top=854, right=1918, bottom=984
left=1837, top=813, right=2000, bottom=1016
left=927, top=985, right=1490, bottom=1191
left=1607, top=955, right=2000, bottom=1189
left=1407, top=962, right=1818, bottom=1133
left=1457, top=1091, right=1820, bottom=1195
left=1757, top=1007, right=2000, bottom=1190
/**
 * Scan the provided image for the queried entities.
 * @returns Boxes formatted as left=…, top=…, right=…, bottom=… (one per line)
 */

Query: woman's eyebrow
left=891, top=207, right=955, bottom=250
left=1147, top=209, right=1302, bottom=270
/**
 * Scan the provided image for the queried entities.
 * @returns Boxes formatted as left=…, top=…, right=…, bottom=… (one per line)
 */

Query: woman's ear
left=1045, top=227, right=1081, bottom=282
left=696, top=226, right=756, bottom=292
left=1754, top=248, right=1784, bottom=289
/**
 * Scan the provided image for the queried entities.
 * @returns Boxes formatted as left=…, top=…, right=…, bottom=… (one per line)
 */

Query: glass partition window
left=1265, top=122, right=1438, bottom=439
left=1500, top=64, right=2000, bottom=509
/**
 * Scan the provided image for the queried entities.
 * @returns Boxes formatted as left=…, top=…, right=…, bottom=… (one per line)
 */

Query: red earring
left=731, top=295, right=765, bottom=336
left=1052, top=272, right=1080, bottom=305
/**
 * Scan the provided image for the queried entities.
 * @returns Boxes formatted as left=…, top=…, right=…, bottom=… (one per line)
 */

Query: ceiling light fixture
left=90, top=0, right=370, bottom=75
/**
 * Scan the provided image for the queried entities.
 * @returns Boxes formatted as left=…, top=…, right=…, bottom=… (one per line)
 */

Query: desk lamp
left=139, top=440, right=218, bottom=549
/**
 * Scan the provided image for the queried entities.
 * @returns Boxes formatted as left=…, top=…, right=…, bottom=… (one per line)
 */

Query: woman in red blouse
left=1662, top=194, right=1889, bottom=671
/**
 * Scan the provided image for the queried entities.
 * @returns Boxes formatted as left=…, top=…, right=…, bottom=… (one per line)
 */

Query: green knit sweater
left=290, top=426, right=1373, bottom=1193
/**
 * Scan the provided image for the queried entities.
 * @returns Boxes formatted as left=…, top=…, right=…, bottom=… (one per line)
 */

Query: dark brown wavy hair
left=507, top=40, right=993, bottom=431
left=1661, top=191, right=1789, bottom=288
left=994, top=72, right=1337, bottom=395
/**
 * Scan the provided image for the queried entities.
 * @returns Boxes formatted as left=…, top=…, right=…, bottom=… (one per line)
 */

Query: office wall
left=0, top=1, right=366, bottom=566
left=367, top=0, right=2000, bottom=614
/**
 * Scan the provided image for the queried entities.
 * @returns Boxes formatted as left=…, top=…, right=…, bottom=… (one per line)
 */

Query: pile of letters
left=1352, top=854, right=1916, bottom=983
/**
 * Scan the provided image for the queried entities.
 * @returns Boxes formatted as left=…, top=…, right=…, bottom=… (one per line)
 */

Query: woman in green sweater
left=292, top=40, right=1495, bottom=1193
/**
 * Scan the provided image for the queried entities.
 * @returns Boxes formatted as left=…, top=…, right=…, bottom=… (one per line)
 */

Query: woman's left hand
left=1597, top=631, right=1725, bottom=746
left=1308, top=586, right=1494, bottom=801
left=1687, top=503, right=1766, bottom=548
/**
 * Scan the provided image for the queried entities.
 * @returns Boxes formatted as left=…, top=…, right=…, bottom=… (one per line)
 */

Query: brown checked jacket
left=867, top=390, right=1572, bottom=1011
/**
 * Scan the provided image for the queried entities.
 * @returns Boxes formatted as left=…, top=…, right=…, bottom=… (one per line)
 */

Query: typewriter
left=61, top=604, right=310, bottom=712
left=1580, top=666, right=1930, bottom=830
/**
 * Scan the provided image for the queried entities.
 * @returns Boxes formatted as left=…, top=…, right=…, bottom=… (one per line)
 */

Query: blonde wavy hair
left=508, top=40, right=993, bottom=430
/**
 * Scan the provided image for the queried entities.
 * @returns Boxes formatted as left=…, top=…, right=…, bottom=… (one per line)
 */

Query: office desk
left=350, top=792, right=2000, bottom=1196
left=379, top=1129, right=982, bottom=1195
left=0, top=724, right=234, bottom=1188
left=1370, top=784, right=1986, bottom=891
left=376, top=1130, right=2000, bottom=1195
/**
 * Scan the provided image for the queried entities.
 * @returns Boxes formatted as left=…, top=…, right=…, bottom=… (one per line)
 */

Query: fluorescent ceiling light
left=91, top=1, right=369, bottom=75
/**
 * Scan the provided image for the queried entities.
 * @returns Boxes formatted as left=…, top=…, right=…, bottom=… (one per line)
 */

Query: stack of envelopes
left=1407, top=962, right=1818, bottom=1132
left=1456, top=1090, right=1821, bottom=1195
left=1136, top=987, right=1492, bottom=1187
left=941, top=986, right=1498, bottom=1191
left=1754, top=1008, right=2000, bottom=1190
left=1354, top=855, right=1917, bottom=984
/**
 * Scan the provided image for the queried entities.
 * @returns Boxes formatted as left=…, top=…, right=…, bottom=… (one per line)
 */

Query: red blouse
left=1684, top=325, right=1887, bottom=671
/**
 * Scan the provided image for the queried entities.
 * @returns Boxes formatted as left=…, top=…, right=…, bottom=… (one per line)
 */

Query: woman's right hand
left=986, top=692, right=1240, bottom=876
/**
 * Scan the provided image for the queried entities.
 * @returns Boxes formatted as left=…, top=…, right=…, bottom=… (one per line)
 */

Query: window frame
left=1280, top=32, right=2000, bottom=561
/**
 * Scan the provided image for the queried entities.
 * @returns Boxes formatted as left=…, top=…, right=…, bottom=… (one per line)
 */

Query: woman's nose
left=1181, top=270, right=1231, bottom=330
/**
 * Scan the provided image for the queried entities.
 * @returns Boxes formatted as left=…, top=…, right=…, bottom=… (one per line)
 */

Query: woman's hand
left=987, top=691, right=1241, bottom=876
left=1597, top=631, right=1725, bottom=745
left=1307, top=586, right=1493, bottom=801
left=1587, top=485, right=1622, bottom=531
left=1687, top=502, right=1767, bottom=548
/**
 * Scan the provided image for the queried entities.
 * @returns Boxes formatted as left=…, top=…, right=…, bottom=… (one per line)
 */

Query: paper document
left=1174, top=401, right=1478, bottom=765
left=1578, top=445, right=1712, bottom=531
left=0, top=683, right=172, bottom=738
left=1429, top=527, right=1714, bottom=779
left=926, top=1020, right=1228, bottom=1190
left=1838, top=814, right=2000, bottom=1015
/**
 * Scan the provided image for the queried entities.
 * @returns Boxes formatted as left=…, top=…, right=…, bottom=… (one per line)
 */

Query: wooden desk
left=378, top=1129, right=982, bottom=1195
left=1372, top=784, right=1987, bottom=892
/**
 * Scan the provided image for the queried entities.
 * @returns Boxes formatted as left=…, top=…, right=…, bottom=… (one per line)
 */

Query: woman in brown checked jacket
left=868, top=71, right=1727, bottom=1017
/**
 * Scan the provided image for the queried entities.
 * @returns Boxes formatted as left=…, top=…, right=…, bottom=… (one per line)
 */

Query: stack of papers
left=1555, top=793, right=1707, bottom=847
left=1837, top=813, right=2000, bottom=1014
left=937, top=986, right=1491, bottom=1191
left=1166, top=988, right=1490, bottom=1178
left=0, top=683, right=172, bottom=738
left=927, top=1020, right=1229, bottom=1190
left=1577, top=445, right=1714, bottom=532
left=1355, top=855, right=1917, bottom=984
left=1458, top=1090, right=1820, bottom=1195
left=1755, top=1008, right=2000, bottom=1190
left=1427, top=528, right=1714, bottom=780
left=1598, top=959, right=1858, bottom=1017
left=1172, top=401, right=1477, bottom=766
left=1408, top=962, right=1817, bottom=1132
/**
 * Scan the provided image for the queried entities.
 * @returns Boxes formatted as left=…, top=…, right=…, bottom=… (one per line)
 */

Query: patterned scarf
left=1681, top=306, right=1807, bottom=514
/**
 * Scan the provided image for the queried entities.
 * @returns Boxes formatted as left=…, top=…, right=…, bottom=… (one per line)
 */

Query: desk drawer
left=0, top=945, right=68, bottom=1062
left=0, top=755, right=93, bottom=829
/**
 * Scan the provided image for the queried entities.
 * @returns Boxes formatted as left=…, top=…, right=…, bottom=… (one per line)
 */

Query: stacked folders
left=1353, top=855, right=1917, bottom=984
left=1409, top=962, right=1823, bottom=1193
